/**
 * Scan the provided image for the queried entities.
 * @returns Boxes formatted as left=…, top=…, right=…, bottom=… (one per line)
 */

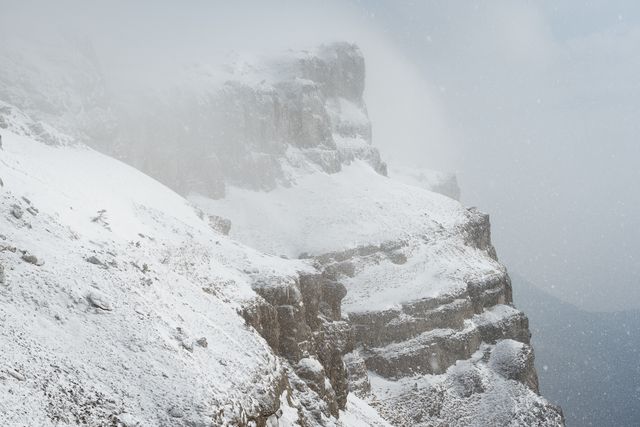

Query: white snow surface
left=195, top=161, right=465, bottom=258
left=194, top=161, right=503, bottom=314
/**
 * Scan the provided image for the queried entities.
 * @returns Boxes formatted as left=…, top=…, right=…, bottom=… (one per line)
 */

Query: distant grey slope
left=512, top=273, right=640, bottom=427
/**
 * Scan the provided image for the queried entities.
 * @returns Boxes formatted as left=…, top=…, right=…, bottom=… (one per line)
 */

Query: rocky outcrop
left=370, top=343, right=561, bottom=426
left=263, top=203, right=558, bottom=425
left=242, top=273, right=354, bottom=418
left=462, top=207, right=499, bottom=261
left=489, top=339, right=540, bottom=393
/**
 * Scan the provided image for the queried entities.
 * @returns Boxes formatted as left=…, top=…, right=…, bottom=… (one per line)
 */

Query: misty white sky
left=2, top=0, right=638, bottom=311
left=360, top=0, right=640, bottom=311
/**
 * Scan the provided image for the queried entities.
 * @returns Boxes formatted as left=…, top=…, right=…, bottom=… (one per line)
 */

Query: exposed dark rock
left=343, top=351, right=371, bottom=397
left=463, top=207, right=498, bottom=260
left=299, top=43, right=366, bottom=102
left=244, top=372, right=291, bottom=427
left=242, top=272, right=352, bottom=414
left=241, top=296, right=280, bottom=351
left=466, top=272, right=513, bottom=313
left=21, top=253, right=42, bottom=265
left=322, top=260, right=356, bottom=279
left=0, top=39, right=562, bottom=426
left=320, top=279, right=347, bottom=320
left=295, top=357, right=339, bottom=416
left=85, top=255, right=104, bottom=266
left=11, top=205, right=23, bottom=219
left=348, top=293, right=474, bottom=348
left=474, top=308, right=532, bottom=345
left=208, top=215, right=231, bottom=235
left=364, top=327, right=483, bottom=377
left=488, top=339, right=539, bottom=393
left=315, top=320, right=353, bottom=409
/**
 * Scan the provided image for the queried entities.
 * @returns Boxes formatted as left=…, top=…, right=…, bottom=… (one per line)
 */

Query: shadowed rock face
left=242, top=273, right=353, bottom=418
left=462, top=207, right=499, bottom=261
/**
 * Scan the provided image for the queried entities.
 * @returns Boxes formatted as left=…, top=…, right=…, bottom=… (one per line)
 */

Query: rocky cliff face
left=191, top=44, right=564, bottom=426
left=108, top=43, right=387, bottom=199
left=208, top=185, right=564, bottom=425
left=0, top=38, right=563, bottom=426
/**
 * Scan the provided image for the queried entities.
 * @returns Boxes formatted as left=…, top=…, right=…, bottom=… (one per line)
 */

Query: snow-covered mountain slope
left=0, top=117, right=392, bottom=426
left=194, top=160, right=500, bottom=314
left=0, top=37, right=563, bottom=426
left=194, top=158, right=564, bottom=425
